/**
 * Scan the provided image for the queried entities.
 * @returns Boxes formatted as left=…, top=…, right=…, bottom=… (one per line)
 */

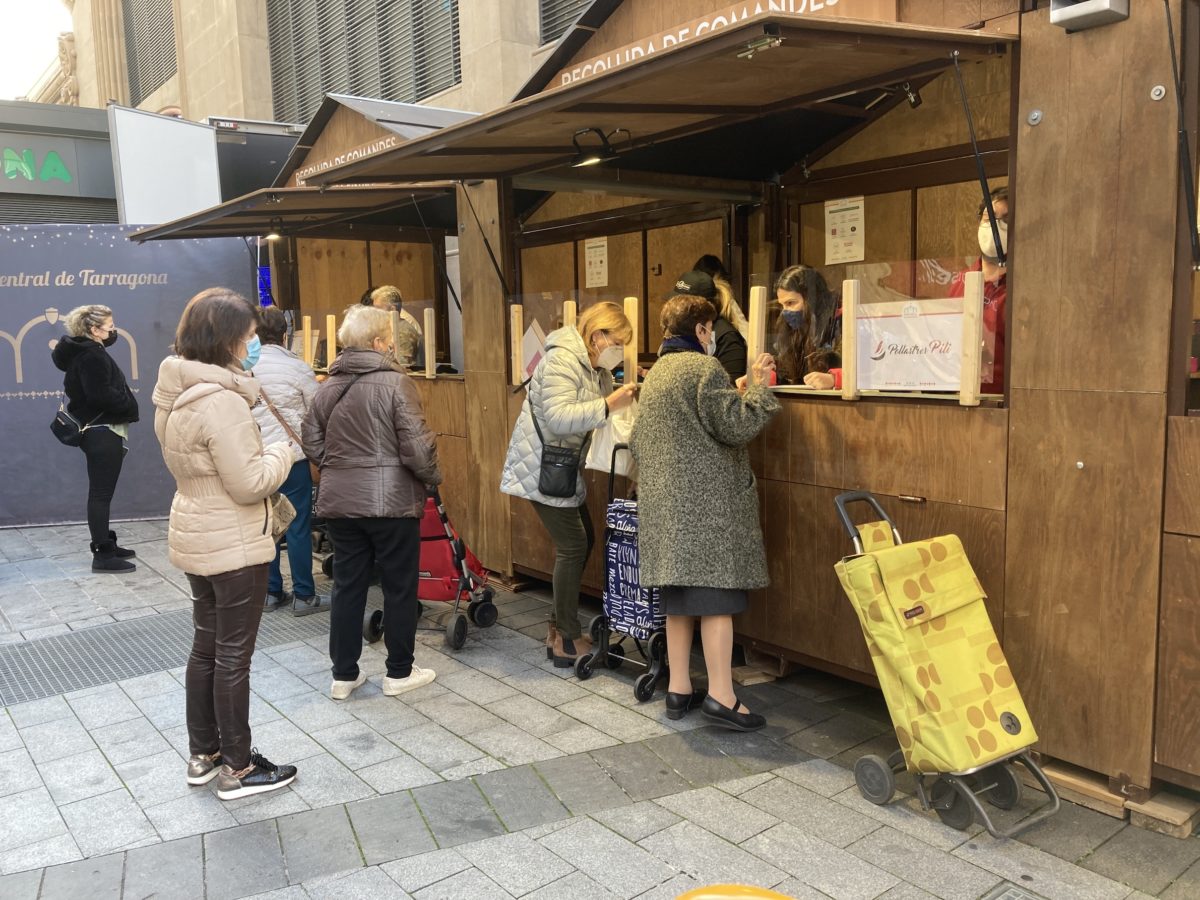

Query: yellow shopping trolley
left=833, top=491, right=1059, bottom=838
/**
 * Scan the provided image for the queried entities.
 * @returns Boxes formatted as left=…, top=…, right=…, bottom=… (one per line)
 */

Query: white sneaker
left=382, top=665, right=436, bottom=696
left=330, top=672, right=367, bottom=700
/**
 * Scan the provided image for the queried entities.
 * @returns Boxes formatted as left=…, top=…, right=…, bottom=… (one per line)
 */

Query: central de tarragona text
left=0, top=270, right=169, bottom=290
left=559, top=0, right=842, bottom=85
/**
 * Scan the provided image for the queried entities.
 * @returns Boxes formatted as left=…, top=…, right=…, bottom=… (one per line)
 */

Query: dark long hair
left=175, top=288, right=258, bottom=367
left=693, top=254, right=731, bottom=282
left=773, top=266, right=840, bottom=384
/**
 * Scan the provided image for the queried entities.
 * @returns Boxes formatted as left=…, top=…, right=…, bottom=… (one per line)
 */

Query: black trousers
left=80, top=426, right=125, bottom=544
left=327, top=517, right=420, bottom=681
left=186, top=564, right=268, bottom=770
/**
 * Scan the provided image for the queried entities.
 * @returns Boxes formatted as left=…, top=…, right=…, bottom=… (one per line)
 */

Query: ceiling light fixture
left=736, top=34, right=783, bottom=61
left=265, top=217, right=283, bottom=241
left=570, top=128, right=626, bottom=168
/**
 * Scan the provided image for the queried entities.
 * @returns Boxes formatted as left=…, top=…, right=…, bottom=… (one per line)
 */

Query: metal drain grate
left=982, top=883, right=1049, bottom=900
left=0, top=609, right=329, bottom=706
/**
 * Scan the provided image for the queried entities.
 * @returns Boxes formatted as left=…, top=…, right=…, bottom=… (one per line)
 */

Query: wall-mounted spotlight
left=900, top=82, right=922, bottom=110
left=736, top=34, right=783, bottom=61
left=265, top=217, right=283, bottom=241
left=571, top=128, right=630, bottom=168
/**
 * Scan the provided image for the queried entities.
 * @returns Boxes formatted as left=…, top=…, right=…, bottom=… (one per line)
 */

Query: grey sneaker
left=382, top=665, right=436, bottom=696
left=264, top=590, right=292, bottom=612
left=187, top=752, right=222, bottom=786
left=215, top=750, right=297, bottom=801
left=292, top=593, right=329, bottom=617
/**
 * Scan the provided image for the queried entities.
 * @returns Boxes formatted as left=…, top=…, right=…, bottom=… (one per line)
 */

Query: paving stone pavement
left=0, top=525, right=1197, bottom=899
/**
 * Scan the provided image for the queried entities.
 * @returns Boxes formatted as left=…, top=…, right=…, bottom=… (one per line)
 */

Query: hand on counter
left=803, top=371, right=836, bottom=390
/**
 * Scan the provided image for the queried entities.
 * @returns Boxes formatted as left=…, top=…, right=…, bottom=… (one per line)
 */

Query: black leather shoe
left=664, top=689, right=707, bottom=720
left=701, top=695, right=766, bottom=732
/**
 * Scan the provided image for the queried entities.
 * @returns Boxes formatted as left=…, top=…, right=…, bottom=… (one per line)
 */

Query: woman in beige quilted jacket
left=152, top=287, right=298, bottom=802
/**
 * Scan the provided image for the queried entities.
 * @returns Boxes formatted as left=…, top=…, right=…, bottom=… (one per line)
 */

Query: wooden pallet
left=1127, top=791, right=1200, bottom=840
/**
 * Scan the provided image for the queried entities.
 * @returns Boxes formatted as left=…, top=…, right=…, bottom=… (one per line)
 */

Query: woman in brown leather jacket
left=302, top=305, right=442, bottom=702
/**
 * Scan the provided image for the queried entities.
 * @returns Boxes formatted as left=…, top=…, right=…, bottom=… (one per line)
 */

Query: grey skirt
left=659, top=585, right=748, bottom=617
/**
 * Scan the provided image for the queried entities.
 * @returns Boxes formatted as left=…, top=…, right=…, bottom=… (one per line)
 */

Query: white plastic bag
left=586, top=399, right=637, bottom=478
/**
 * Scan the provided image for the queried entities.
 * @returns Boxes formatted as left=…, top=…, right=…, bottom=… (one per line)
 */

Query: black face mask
left=102, top=331, right=119, bottom=348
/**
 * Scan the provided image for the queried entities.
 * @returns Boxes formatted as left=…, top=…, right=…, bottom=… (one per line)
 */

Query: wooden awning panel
left=128, top=185, right=455, bottom=242
left=311, top=15, right=1011, bottom=185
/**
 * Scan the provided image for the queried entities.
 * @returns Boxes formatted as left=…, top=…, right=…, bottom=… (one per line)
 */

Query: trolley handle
left=834, top=491, right=901, bottom=553
left=608, top=443, right=632, bottom=505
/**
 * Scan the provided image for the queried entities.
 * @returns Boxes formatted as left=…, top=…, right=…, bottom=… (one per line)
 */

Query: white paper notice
left=825, top=197, right=865, bottom=265
left=522, top=318, right=548, bottom=380
left=584, top=236, right=608, bottom=288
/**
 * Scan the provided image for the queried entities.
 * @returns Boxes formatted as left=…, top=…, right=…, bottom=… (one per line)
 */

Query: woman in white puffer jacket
left=499, top=301, right=637, bottom=668
left=250, top=306, right=323, bottom=616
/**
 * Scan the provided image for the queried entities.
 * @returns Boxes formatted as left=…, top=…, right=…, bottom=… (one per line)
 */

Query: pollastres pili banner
left=0, top=225, right=255, bottom=527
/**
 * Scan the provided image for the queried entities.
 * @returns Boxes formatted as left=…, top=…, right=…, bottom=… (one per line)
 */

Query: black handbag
left=528, top=395, right=591, bottom=499
left=51, top=403, right=101, bottom=447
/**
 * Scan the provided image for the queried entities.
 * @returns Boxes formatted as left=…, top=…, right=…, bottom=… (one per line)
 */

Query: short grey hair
left=64, top=304, right=113, bottom=338
left=337, top=305, right=391, bottom=350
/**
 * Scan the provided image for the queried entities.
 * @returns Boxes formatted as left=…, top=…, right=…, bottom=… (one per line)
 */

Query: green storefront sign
left=3, top=147, right=73, bottom=184
left=0, top=132, right=84, bottom=198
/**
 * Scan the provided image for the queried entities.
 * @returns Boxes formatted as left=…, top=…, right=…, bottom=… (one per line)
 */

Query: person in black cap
left=672, top=270, right=747, bottom=383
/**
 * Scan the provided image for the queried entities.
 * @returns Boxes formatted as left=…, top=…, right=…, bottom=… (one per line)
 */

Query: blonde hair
left=65, top=304, right=113, bottom=338
left=713, top=277, right=749, bottom=338
left=577, top=301, right=633, bottom=348
left=369, top=285, right=403, bottom=308
left=338, top=305, right=391, bottom=349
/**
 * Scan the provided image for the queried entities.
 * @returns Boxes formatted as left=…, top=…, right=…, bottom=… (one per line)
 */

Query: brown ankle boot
left=545, top=622, right=558, bottom=660
left=551, top=633, right=592, bottom=669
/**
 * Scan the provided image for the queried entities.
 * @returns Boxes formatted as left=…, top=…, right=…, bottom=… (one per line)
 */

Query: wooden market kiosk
left=141, top=1, right=1200, bottom=820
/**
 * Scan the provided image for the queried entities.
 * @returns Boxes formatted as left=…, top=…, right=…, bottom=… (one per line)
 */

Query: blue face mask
left=782, top=309, right=807, bottom=332
left=241, top=335, right=262, bottom=371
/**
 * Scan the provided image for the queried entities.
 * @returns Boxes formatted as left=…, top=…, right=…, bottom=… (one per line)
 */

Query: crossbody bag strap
left=526, top=358, right=594, bottom=455
left=258, top=386, right=304, bottom=446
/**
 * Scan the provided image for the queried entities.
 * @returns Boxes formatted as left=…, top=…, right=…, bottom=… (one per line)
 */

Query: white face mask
left=597, top=344, right=624, bottom=371
left=701, top=324, right=717, bottom=356
left=978, top=219, right=1008, bottom=261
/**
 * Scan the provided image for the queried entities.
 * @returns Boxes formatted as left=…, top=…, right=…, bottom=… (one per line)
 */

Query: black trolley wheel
left=854, top=754, right=897, bottom=806
left=982, top=763, right=1023, bottom=811
left=472, top=600, right=498, bottom=629
left=647, top=630, right=667, bottom=662
left=634, top=672, right=657, bottom=702
left=363, top=609, right=384, bottom=644
left=931, top=778, right=975, bottom=831
left=445, top=613, right=468, bottom=650
left=480, top=586, right=495, bottom=604
left=588, top=614, right=607, bottom=644
left=321, top=556, right=334, bottom=578
left=605, top=643, right=625, bottom=670
left=575, top=653, right=595, bottom=680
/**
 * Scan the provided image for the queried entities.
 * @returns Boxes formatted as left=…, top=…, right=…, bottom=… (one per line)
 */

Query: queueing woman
left=500, top=301, right=638, bottom=668
left=152, top=288, right=297, bottom=800
left=773, top=265, right=842, bottom=389
left=251, top=306, right=326, bottom=616
left=631, top=295, right=779, bottom=731
left=52, top=304, right=140, bottom=572
left=302, top=305, right=442, bottom=702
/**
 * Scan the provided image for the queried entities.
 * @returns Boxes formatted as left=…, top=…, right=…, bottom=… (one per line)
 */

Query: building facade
left=25, top=0, right=593, bottom=122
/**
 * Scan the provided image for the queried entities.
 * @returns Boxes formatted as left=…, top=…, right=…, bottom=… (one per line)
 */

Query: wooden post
left=958, top=270, right=984, bottom=407
left=510, top=304, right=524, bottom=386
left=623, top=296, right=639, bottom=385
left=840, top=279, right=860, bottom=401
left=302, top=315, right=313, bottom=366
left=424, top=308, right=436, bottom=380
left=747, top=285, right=767, bottom=363
left=325, top=314, right=336, bottom=363
left=562, top=299, right=577, bottom=329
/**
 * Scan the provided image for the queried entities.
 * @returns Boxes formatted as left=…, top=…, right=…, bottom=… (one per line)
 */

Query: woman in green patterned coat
left=631, top=295, right=780, bottom=731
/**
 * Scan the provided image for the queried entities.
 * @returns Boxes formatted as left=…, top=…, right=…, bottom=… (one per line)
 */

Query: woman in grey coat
left=631, top=295, right=779, bottom=731
left=500, top=301, right=637, bottom=667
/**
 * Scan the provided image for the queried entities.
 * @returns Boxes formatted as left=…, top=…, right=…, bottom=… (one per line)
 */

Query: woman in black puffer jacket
left=51, top=304, right=139, bottom=572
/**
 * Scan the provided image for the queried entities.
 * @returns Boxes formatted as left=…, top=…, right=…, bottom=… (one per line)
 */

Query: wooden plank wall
left=646, top=219, right=725, bottom=349
left=1005, top=4, right=1181, bottom=791
left=457, top=182, right=514, bottom=574
left=410, top=378, right=469, bottom=539
left=285, top=106, right=394, bottom=187
left=1157, top=417, right=1200, bottom=782
left=296, top=238, right=435, bottom=329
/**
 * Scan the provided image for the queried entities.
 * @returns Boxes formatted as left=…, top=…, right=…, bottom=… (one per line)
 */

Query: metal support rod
left=952, top=51, right=1007, bottom=269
